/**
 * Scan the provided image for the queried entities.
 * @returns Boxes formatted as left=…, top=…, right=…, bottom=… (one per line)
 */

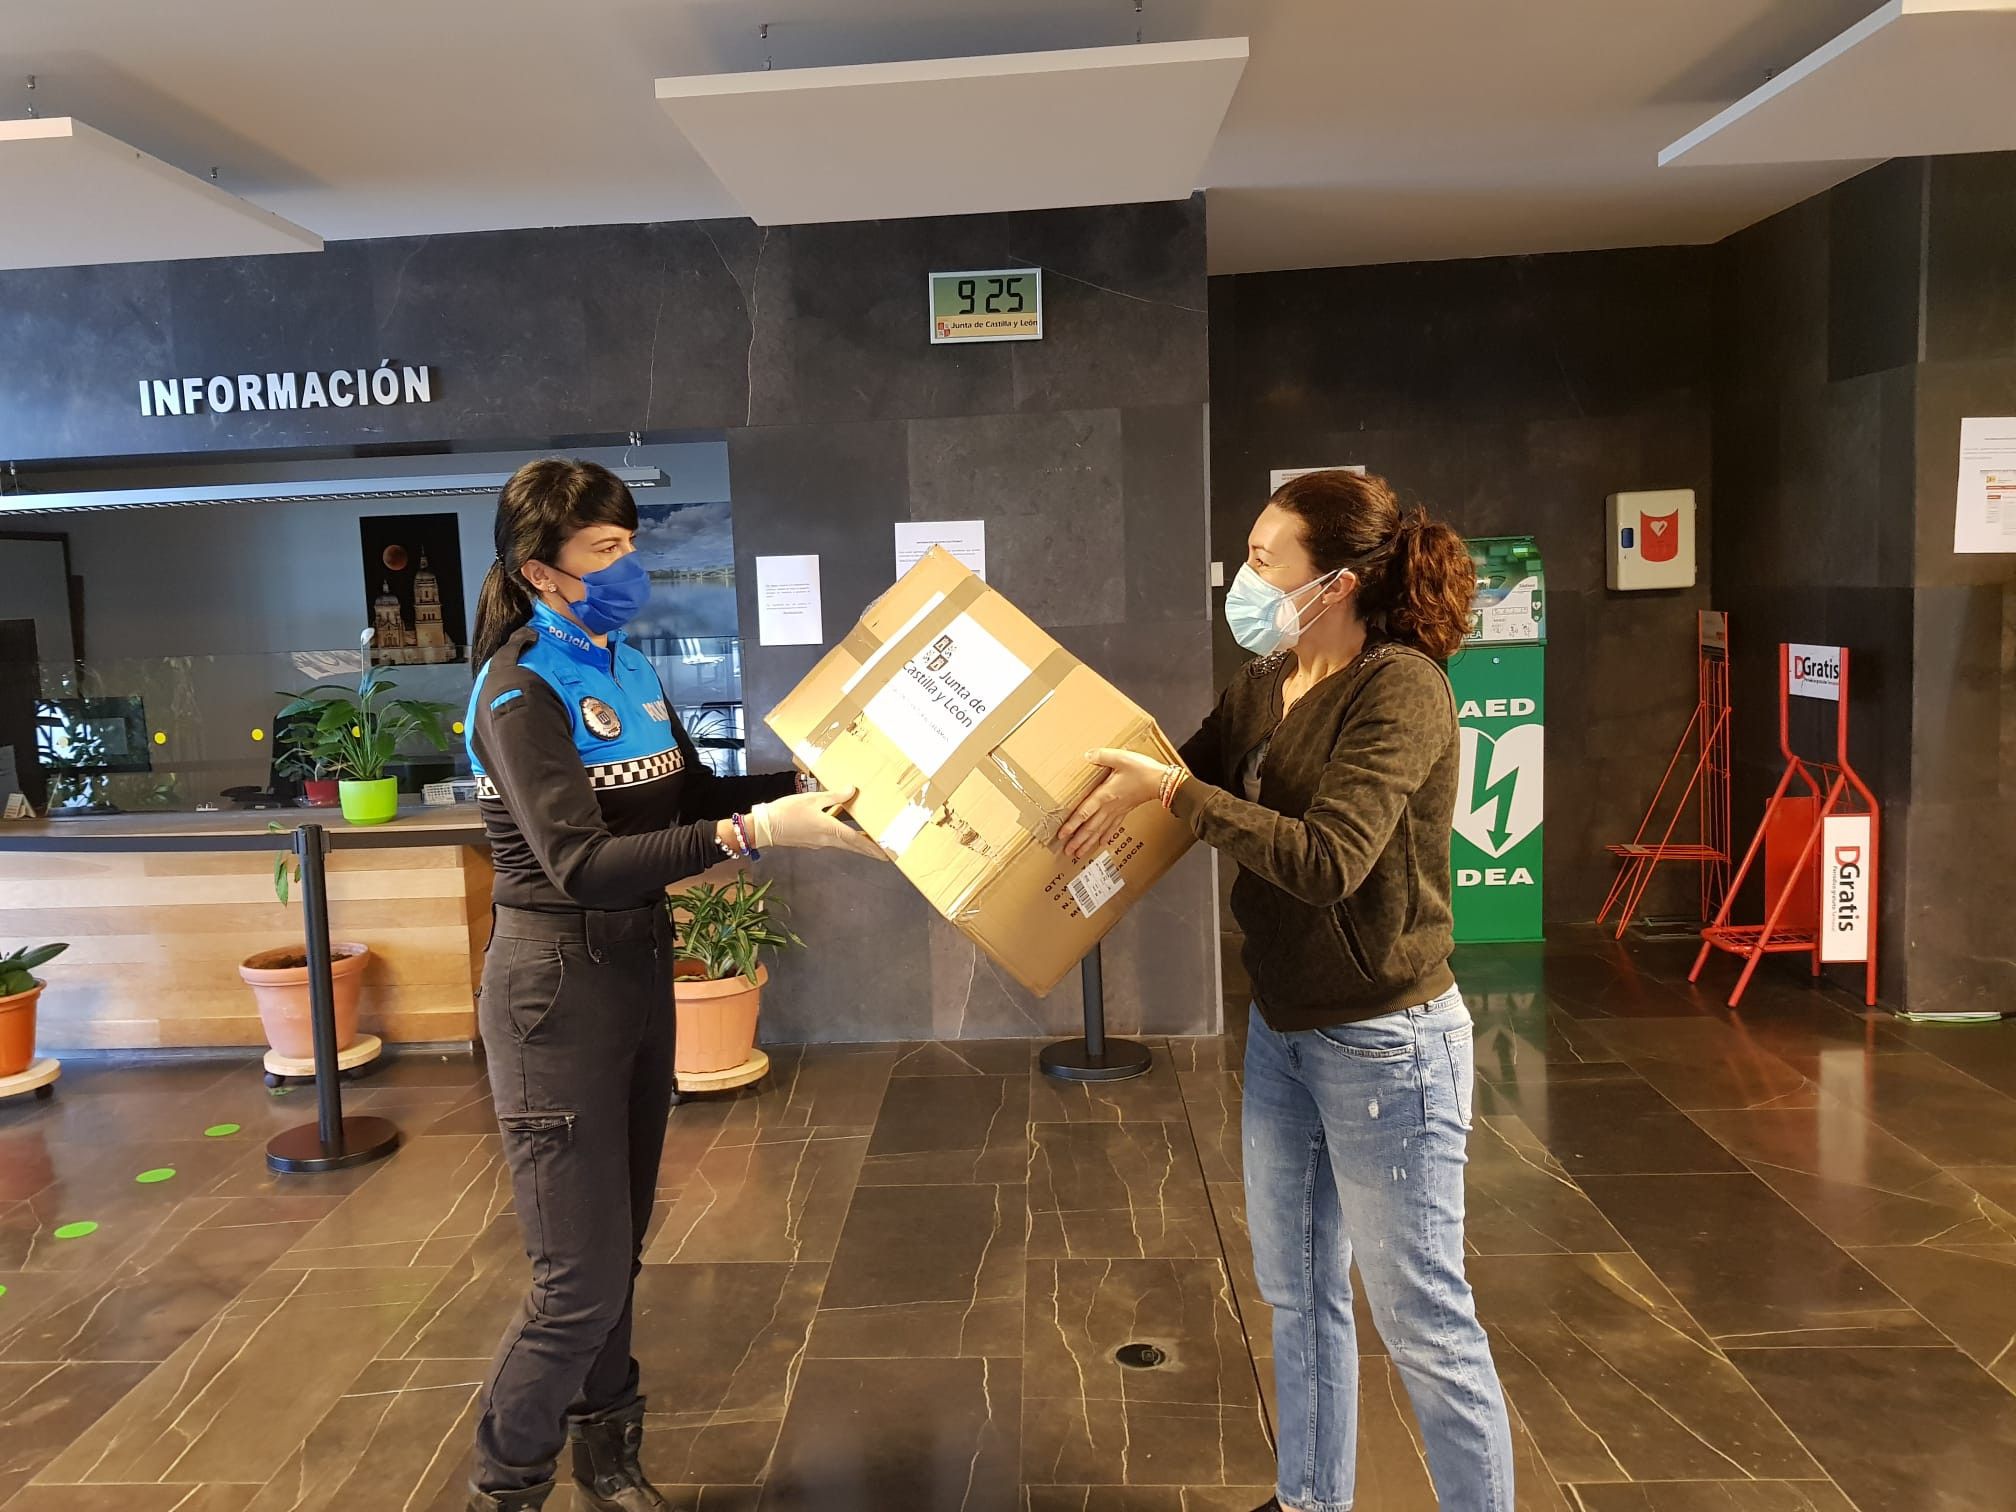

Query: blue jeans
left=1243, top=989, right=1513, bottom=1512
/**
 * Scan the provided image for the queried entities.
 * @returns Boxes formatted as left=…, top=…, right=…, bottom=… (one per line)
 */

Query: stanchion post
left=266, top=823, right=402, bottom=1174
left=1039, top=943, right=1151, bottom=1083
left=300, top=825, right=345, bottom=1152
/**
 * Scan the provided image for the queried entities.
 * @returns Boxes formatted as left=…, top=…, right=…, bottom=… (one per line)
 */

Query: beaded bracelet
left=731, top=811, right=761, bottom=862
left=1158, top=765, right=1187, bottom=811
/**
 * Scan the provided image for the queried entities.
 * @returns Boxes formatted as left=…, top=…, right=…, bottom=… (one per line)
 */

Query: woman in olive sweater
left=1061, top=469, right=1513, bottom=1512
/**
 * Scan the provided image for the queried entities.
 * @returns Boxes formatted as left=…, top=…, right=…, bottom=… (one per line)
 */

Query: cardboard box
left=765, top=547, right=1194, bottom=995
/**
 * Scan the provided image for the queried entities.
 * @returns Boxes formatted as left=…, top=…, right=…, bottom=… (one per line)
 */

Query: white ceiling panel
left=0, top=117, right=321, bottom=271
left=0, top=1, right=1895, bottom=273
left=656, top=38, right=1249, bottom=225
left=1661, top=0, right=2016, bottom=168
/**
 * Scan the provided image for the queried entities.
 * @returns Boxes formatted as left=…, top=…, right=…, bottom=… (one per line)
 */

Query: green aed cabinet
left=1447, top=537, right=1546, bottom=943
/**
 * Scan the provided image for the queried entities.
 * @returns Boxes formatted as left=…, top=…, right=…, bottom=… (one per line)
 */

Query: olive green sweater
left=1173, top=641, right=1459, bottom=1031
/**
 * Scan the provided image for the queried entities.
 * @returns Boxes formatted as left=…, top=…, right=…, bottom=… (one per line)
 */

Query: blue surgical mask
left=1224, top=563, right=1345, bottom=657
left=551, top=554, right=651, bottom=636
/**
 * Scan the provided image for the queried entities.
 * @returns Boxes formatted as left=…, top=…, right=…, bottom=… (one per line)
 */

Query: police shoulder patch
left=580, top=697, right=623, bottom=740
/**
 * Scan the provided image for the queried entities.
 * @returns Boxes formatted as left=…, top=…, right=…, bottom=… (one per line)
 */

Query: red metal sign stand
left=1597, top=611, right=1733, bottom=936
left=1689, top=644, right=1880, bottom=1007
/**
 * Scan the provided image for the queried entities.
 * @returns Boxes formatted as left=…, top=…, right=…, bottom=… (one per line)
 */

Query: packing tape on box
left=867, top=648, right=1077, bottom=859
left=800, top=575, right=992, bottom=759
left=916, top=647, right=1077, bottom=813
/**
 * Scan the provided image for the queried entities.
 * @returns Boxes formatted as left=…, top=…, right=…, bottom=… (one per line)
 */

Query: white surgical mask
left=1223, top=563, right=1345, bottom=657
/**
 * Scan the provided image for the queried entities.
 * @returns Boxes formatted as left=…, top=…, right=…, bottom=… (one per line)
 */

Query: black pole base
left=266, top=1115, right=401, bottom=1174
left=1040, top=1036, right=1153, bottom=1083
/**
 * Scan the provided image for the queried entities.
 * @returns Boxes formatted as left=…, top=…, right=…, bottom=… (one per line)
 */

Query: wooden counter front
left=0, top=806, right=490, bottom=1050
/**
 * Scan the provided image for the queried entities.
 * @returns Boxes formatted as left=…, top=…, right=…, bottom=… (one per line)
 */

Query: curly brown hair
left=1268, top=470, right=1476, bottom=662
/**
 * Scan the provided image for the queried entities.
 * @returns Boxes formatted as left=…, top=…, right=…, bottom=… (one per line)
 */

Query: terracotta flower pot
left=673, top=962, right=766, bottom=1075
left=300, top=779, right=341, bottom=808
left=0, top=980, right=42, bottom=1078
left=238, top=943, right=370, bottom=1060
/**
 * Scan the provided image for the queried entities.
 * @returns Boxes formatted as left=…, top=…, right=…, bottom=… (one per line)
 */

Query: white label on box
left=1820, top=815, right=1872, bottom=964
left=861, top=612, right=1031, bottom=777
left=1787, top=643, right=1842, bottom=702
left=1067, top=851, right=1126, bottom=917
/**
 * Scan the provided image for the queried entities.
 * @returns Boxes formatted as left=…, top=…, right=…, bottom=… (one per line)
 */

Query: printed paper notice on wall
left=896, top=520, right=986, bottom=581
left=1270, top=465, right=1366, bottom=490
left=1954, top=417, right=2016, bottom=554
left=860, top=611, right=1029, bottom=777
left=755, top=555, right=823, bottom=647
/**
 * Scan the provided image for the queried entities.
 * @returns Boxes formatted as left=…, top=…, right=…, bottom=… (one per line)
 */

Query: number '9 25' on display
left=928, top=268, right=1043, bottom=344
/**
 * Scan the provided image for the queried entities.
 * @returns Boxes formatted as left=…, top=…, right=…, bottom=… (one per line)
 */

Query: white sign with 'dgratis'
left=861, top=613, right=1031, bottom=778
left=1820, top=815, right=1872, bottom=964
left=1787, top=644, right=1842, bottom=701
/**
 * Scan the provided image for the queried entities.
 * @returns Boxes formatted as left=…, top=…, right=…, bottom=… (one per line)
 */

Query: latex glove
left=750, top=788, right=884, bottom=859
left=1057, top=748, right=1177, bottom=863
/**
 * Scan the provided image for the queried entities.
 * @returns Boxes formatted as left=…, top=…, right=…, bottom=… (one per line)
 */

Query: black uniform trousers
left=472, top=901, right=675, bottom=1493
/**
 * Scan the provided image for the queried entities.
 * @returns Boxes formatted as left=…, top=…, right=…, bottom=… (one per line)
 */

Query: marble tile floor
left=2, top=929, right=2014, bottom=1511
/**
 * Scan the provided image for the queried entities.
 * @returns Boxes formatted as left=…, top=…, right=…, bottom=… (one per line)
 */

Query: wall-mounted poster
left=360, top=513, right=467, bottom=664
left=632, top=499, right=736, bottom=640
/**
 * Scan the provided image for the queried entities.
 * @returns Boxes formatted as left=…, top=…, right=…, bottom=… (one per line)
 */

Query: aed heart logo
left=1455, top=724, right=1544, bottom=859
left=1641, top=510, right=1680, bottom=563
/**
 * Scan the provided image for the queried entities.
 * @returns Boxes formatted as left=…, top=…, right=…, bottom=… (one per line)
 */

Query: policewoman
left=461, top=459, right=879, bottom=1512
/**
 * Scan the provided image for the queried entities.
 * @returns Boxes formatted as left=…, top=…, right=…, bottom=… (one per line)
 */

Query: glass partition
left=25, top=634, right=748, bottom=813
left=33, top=650, right=477, bottom=814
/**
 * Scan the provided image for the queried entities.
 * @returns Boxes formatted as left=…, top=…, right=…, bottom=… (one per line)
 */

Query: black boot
left=570, top=1399, right=671, bottom=1511
left=465, top=1483, right=553, bottom=1511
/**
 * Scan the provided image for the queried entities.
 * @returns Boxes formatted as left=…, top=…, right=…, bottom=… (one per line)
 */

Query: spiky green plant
left=665, top=875, right=802, bottom=984
left=0, top=943, right=66, bottom=998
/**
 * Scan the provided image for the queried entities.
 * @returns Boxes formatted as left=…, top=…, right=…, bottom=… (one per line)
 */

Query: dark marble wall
left=1712, top=162, right=1923, bottom=1008
left=1713, top=154, right=2016, bottom=1013
left=1208, top=249, right=1718, bottom=925
left=1908, top=154, right=2016, bottom=1014
left=724, top=205, right=1218, bottom=1043
left=0, top=200, right=1220, bottom=1042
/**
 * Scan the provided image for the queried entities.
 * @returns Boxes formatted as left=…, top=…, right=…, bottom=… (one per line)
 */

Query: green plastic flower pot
left=338, top=777, right=400, bottom=826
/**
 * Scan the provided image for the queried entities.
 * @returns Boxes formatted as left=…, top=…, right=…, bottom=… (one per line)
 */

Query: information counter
left=0, top=805, right=490, bottom=1050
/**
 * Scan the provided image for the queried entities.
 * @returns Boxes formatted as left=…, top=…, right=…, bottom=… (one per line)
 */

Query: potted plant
left=665, top=875, right=801, bottom=1075
left=236, top=832, right=369, bottom=1061
left=277, top=630, right=454, bottom=826
left=274, top=712, right=340, bottom=807
left=0, top=942, right=66, bottom=1078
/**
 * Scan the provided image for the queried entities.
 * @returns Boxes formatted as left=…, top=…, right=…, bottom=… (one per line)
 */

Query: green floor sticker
left=52, top=1222, right=97, bottom=1240
left=135, top=1168, right=176, bottom=1184
left=203, top=1123, right=241, bottom=1138
left=0, top=1283, right=8, bottom=1298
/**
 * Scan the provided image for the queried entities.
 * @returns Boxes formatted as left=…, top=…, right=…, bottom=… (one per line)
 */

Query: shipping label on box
left=766, top=547, right=1194, bottom=995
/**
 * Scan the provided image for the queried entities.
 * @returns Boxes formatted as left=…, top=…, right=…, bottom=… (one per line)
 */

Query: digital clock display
left=929, top=268, right=1043, bottom=344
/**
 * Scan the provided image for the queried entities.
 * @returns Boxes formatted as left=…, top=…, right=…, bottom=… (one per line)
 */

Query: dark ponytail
left=1381, top=511, right=1476, bottom=662
left=1269, top=469, right=1476, bottom=663
left=470, top=458, right=640, bottom=667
